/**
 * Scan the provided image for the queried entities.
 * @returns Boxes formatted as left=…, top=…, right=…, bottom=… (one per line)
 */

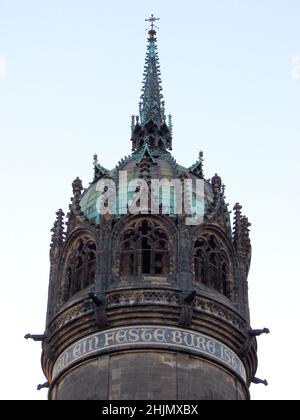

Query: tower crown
left=131, top=15, right=172, bottom=152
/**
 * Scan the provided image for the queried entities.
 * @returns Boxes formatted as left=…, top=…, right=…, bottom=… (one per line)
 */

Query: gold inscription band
left=52, top=325, right=246, bottom=382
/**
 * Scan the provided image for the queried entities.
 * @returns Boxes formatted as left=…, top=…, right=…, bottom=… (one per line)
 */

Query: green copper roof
left=80, top=156, right=214, bottom=226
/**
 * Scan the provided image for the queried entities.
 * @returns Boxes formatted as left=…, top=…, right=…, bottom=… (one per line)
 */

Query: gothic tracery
left=117, top=219, right=172, bottom=277
left=62, top=237, right=96, bottom=302
left=193, top=233, right=232, bottom=299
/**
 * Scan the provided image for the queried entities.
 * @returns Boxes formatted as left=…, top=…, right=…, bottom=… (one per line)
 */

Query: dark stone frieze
left=48, top=300, right=94, bottom=334
left=194, top=296, right=246, bottom=331
left=47, top=289, right=246, bottom=338
left=106, top=289, right=180, bottom=307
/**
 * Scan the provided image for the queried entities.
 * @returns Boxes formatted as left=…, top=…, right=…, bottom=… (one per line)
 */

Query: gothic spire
left=139, top=15, right=165, bottom=126
left=131, top=16, right=173, bottom=153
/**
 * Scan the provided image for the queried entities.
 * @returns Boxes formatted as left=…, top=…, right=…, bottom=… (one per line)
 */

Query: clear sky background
left=0, top=0, right=299, bottom=400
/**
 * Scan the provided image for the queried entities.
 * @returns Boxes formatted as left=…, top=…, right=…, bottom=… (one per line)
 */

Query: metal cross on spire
left=145, top=14, right=160, bottom=31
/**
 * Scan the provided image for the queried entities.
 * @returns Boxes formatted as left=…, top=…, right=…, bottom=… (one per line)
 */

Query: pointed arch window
left=193, top=234, right=231, bottom=299
left=63, top=238, right=96, bottom=303
left=119, top=219, right=170, bottom=277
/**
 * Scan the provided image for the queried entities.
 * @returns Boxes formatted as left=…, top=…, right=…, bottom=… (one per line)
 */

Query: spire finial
left=188, top=151, right=204, bottom=179
left=221, top=183, right=226, bottom=195
left=212, top=173, right=222, bottom=196
left=145, top=14, right=160, bottom=32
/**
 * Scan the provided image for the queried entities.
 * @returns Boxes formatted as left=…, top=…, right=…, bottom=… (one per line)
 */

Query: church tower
left=40, top=16, right=262, bottom=400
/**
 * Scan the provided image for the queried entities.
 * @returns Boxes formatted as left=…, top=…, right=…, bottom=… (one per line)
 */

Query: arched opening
left=62, top=237, right=97, bottom=302
left=141, top=237, right=151, bottom=274
left=119, top=219, right=171, bottom=277
left=193, top=234, right=232, bottom=299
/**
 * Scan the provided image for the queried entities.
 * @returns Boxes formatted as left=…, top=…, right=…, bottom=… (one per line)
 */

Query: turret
left=38, top=15, right=263, bottom=401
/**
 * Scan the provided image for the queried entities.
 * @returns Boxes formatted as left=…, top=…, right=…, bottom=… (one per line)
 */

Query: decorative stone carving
left=49, top=209, right=65, bottom=264
left=61, top=237, right=97, bottom=304
left=193, top=232, right=233, bottom=300
left=114, top=218, right=174, bottom=279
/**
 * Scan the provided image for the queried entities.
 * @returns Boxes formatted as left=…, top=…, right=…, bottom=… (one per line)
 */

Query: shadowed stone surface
left=50, top=351, right=247, bottom=400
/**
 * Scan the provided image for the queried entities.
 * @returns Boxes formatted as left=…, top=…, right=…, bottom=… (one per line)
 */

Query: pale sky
left=0, top=0, right=299, bottom=400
